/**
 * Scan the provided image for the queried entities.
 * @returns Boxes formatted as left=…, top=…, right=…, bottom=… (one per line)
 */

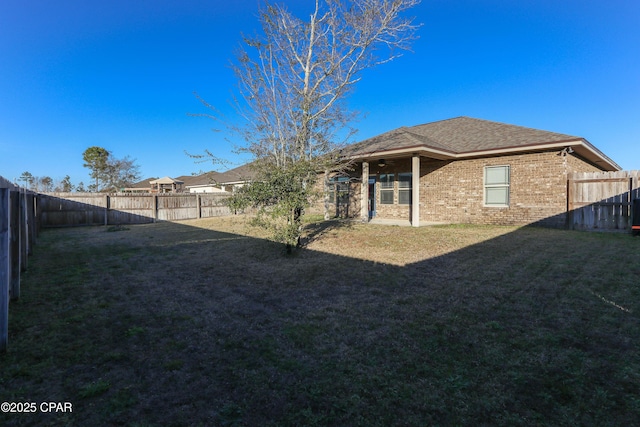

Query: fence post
left=20, top=191, right=28, bottom=271
left=10, top=191, right=20, bottom=301
left=34, top=194, right=41, bottom=238
left=1, top=188, right=10, bottom=352
left=153, top=195, right=158, bottom=222
left=104, top=194, right=109, bottom=226
left=28, top=194, right=37, bottom=251
left=566, top=178, right=573, bottom=229
left=196, top=194, right=202, bottom=219
left=627, top=178, right=633, bottom=233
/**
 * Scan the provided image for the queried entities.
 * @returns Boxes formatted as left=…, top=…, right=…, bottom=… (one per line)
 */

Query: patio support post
left=324, top=170, right=330, bottom=220
left=412, top=155, right=420, bottom=227
left=361, top=161, right=369, bottom=221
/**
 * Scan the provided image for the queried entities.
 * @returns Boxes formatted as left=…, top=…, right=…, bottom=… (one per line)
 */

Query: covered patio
left=149, top=177, right=184, bottom=193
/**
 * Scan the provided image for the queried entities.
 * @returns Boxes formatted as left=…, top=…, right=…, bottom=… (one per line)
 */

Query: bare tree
left=82, top=146, right=141, bottom=192
left=104, top=156, right=141, bottom=192
left=53, top=175, right=74, bottom=192
left=39, top=176, right=53, bottom=192
left=199, top=0, right=420, bottom=251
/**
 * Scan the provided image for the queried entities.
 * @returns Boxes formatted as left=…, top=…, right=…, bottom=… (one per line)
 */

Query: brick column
left=361, top=161, right=369, bottom=221
left=412, top=155, right=420, bottom=227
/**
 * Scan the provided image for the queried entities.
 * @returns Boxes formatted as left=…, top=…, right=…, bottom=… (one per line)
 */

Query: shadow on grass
left=299, top=217, right=355, bottom=248
left=1, top=215, right=639, bottom=426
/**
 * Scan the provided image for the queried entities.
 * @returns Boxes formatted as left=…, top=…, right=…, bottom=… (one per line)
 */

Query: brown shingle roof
left=178, top=172, right=223, bottom=187
left=215, top=163, right=257, bottom=184
left=149, top=176, right=184, bottom=185
left=180, top=164, right=257, bottom=188
left=345, top=116, right=582, bottom=157
left=129, top=177, right=158, bottom=189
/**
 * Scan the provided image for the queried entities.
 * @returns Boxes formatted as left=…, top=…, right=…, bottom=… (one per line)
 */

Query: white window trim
left=326, top=176, right=349, bottom=204
left=398, top=172, right=412, bottom=205
left=379, top=173, right=394, bottom=205
left=484, top=165, right=510, bottom=208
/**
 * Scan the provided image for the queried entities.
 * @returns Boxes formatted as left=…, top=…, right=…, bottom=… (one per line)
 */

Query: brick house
left=323, top=117, right=620, bottom=227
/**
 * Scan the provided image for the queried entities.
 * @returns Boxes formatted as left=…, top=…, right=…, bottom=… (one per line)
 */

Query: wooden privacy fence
left=39, top=192, right=232, bottom=227
left=567, top=171, right=640, bottom=231
left=1, top=176, right=38, bottom=352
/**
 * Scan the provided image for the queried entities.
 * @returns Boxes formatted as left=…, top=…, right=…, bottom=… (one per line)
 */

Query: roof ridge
left=455, top=116, right=583, bottom=139
left=400, top=127, right=456, bottom=152
left=403, top=116, right=468, bottom=130
left=345, top=116, right=596, bottom=159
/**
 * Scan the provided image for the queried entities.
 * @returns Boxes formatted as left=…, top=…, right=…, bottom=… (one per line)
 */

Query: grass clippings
left=1, top=216, right=639, bottom=426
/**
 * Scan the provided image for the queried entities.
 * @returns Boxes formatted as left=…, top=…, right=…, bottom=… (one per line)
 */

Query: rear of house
left=321, top=117, right=620, bottom=227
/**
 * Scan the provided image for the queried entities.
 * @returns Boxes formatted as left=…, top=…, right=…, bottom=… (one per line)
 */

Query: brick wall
left=566, top=153, right=603, bottom=175
left=420, top=153, right=562, bottom=226
left=309, top=170, right=362, bottom=218
left=316, top=150, right=606, bottom=227
left=420, top=151, right=605, bottom=226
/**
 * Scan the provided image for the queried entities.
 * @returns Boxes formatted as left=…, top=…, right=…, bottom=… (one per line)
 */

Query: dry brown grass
left=2, top=216, right=639, bottom=426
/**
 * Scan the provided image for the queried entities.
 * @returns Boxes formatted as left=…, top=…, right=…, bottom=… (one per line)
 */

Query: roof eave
left=185, top=183, right=219, bottom=188
left=345, top=139, right=620, bottom=171
left=575, top=139, right=621, bottom=171
left=345, top=144, right=456, bottom=161
left=219, top=180, right=249, bottom=185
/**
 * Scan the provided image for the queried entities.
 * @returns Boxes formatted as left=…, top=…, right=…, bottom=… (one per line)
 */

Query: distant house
left=180, top=172, right=226, bottom=193
left=121, top=177, right=184, bottom=193
left=322, top=116, right=620, bottom=228
left=149, top=177, right=184, bottom=193
left=184, top=163, right=257, bottom=194
left=214, top=163, right=257, bottom=192
left=121, top=177, right=158, bottom=194
left=121, top=164, right=258, bottom=195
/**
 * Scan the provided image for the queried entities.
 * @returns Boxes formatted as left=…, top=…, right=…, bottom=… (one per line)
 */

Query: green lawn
left=1, top=217, right=639, bottom=426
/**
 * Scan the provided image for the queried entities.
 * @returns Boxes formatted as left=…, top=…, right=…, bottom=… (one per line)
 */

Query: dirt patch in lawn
left=2, top=216, right=640, bottom=426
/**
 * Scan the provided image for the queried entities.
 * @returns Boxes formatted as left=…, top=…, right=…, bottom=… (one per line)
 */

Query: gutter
left=344, top=139, right=620, bottom=171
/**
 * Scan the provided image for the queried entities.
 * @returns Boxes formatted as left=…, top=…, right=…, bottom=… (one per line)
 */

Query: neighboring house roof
left=131, top=166, right=257, bottom=192
left=344, top=117, right=620, bottom=171
left=150, top=176, right=184, bottom=185
left=179, top=172, right=223, bottom=188
left=130, top=177, right=158, bottom=189
left=215, top=163, right=258, bottom=184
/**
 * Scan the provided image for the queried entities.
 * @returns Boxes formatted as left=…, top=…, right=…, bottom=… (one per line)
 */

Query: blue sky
left=1, top=0, right=639, bottom=187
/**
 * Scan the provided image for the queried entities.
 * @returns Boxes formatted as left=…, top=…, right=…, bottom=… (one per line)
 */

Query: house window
left=326, top=177, right=335, bottom=203
left=484, top=165, right=510, bottom=206
left=379, top=173, right=394, bottom=204
left=327, top=176, right=349, bottom=203
left=336, top=178, right=349, bottom=204
left=398, top=172, right=412, bottom=205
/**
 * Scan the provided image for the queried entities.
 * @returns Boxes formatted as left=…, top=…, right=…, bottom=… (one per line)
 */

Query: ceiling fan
left=377, top=158, right=396, bottom=167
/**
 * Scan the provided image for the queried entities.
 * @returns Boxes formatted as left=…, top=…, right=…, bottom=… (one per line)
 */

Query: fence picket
left=568, top=171, right=640, bottom=231
left=1, top=177, right=39, bottom=352
left=9, top=191, right=20, bottom=301
left=1, top=188, right=9, bottom=352
left=38, top=193, right=232, bottom=227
